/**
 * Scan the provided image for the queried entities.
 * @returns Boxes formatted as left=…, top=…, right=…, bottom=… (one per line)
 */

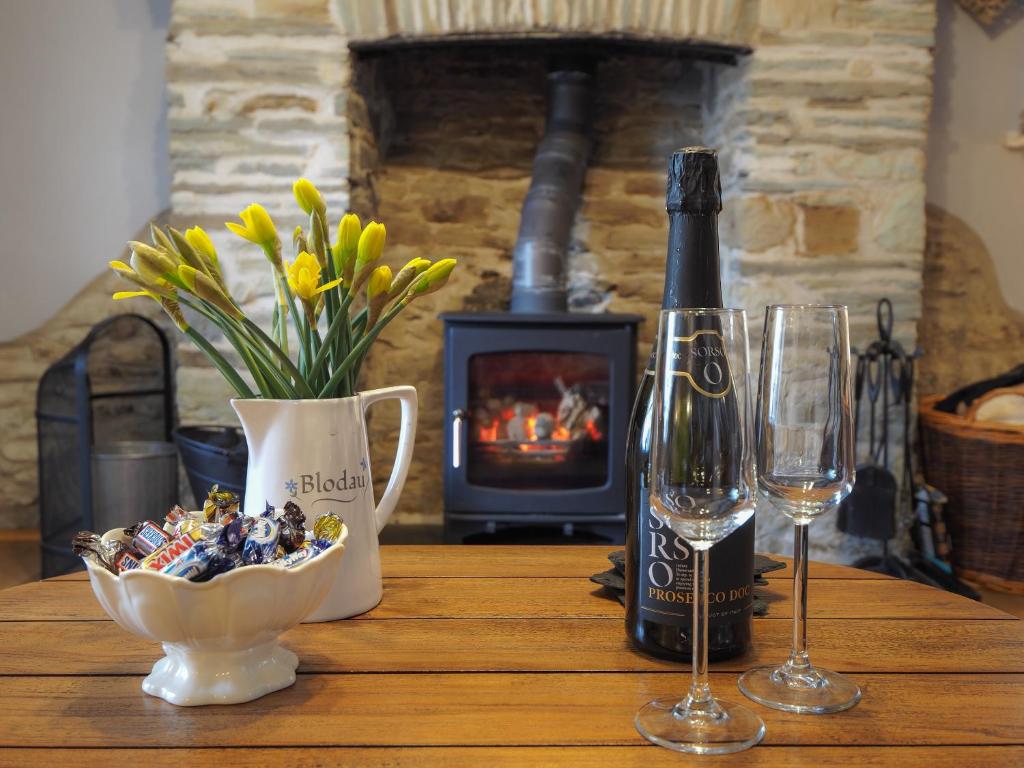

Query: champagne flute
left=635, top=308, right=765, bottom=755
left=738, top=304, right=860, bottom=713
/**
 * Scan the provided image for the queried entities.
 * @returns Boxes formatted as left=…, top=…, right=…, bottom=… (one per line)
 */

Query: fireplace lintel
left=349, top=33, right=750, bottom=65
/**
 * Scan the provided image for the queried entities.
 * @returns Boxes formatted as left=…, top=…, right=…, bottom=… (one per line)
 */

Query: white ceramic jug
left=232, top=387, right=417, bottom=621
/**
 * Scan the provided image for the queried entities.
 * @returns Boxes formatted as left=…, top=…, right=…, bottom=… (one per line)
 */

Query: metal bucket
left=172, top=426, right=247, bottom=508
left=91, top=441, right=178, bottom=532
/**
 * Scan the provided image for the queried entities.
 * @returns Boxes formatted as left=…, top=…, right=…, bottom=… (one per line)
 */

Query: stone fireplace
left=159, top=0, right=936, bottom=559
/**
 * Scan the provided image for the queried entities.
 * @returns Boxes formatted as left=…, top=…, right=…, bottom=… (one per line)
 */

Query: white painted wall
left=0, top=0, right=170, bottom=341
left=927, top=0, right=1024, bottom=310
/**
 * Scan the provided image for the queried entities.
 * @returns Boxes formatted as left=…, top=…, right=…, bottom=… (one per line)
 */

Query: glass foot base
left=635, top=697, right=766, bottom=755
left=738, top=664, right=861, bottom=714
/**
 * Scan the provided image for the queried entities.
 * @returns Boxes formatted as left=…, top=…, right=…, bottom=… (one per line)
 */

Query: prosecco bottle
left=624, top=147, right=755, bottom=661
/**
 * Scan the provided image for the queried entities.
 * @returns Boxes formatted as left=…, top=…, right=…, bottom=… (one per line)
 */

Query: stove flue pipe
left=509, top=64, right=593, bottom=313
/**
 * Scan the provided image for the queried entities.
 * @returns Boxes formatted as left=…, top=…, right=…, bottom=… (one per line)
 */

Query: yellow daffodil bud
left=366, top=265, right=394, bottom=328
left=366, top=265, right=393, bottom=300
left=356, top=222, right=386, bottom=271
left=404, top=258, right=457, bottom=303
left=185, top=226, right=218, bottom=267
left=109, top=259, right=142, bottom=284
left=226, top=203, right=281, bottom=268
left=333, top=213, right=361, bottom=279
left=293, top=178, right=326, bottom=217
left=164, top=227, right=206, bottom=276
left=111, top=261, right=177, bottom=297
left=387, top=257, right=431, bottom=301
left=179, top=265, right=242, bottom=319
left=150, top=224, right=178, bottom=257
left=350, top=222, right=386, bottom=292
left=130, top=242, right=178, bottom=286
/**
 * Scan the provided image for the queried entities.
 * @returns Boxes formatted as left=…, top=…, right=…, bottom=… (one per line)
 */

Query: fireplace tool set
left=837, top=299, right=975, bottom=597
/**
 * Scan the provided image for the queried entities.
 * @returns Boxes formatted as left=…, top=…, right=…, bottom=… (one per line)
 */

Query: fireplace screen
left=466, top=351, right=610, bottom=490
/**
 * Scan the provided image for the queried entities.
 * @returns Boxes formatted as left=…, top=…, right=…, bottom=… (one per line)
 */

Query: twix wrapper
left=142, top=530, right=202, bottom=571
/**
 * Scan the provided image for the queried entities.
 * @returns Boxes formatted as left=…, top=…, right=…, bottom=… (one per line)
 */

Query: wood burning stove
left=442, top=312, right=639, bottom=543
left=441, top=57, right=639, bottom=543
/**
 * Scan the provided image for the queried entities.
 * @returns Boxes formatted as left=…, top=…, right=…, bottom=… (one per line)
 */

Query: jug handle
left=359, top=386, right=418, bottom=533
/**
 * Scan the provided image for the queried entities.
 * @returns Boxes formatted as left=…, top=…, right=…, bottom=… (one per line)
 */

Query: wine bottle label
left=667, top=330, right=731, bottom=399
left=637, top=489, right=754, bottom=627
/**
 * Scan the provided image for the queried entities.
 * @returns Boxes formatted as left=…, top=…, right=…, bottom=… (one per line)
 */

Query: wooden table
left=0, top=546, right=1022, bottom=766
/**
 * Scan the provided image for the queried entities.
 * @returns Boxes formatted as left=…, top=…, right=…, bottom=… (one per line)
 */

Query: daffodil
left=184, top=226, right=219, bottom=270
left=110, top=260, right=177, bottom=298
left=293, top=178, right=326, bottom=217
left=226, top=204, right=281, bottom=269
left=366, top=265, right=392, bottom=300
left=404, top=258, right=457, bottom=303
left=332, top=213, right=361, bottom=281
left=350, top=222, right=386, bottom=293
left=178, top=264, right=242, bottom=319
left=285, top=251, right=344, bottom=306
left=113, top=289, right=188, bottom=331
left=129, top=242, right=179, bottom=286
left=365, top=265, right=393, bottom=328
left=387, top=257, right=431, bottom=301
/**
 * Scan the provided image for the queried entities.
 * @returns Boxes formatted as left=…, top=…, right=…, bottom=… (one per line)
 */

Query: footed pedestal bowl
left=83, top=525, right=348, bottom=706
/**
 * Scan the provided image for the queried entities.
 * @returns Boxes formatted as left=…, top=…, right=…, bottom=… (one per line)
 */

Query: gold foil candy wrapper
left=203, top=484, right=240, bottom=522
left=312, top=511, right=343, bottom=543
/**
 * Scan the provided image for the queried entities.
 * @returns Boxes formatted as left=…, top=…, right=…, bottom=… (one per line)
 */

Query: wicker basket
left=919, top=395, right=1024, bottom=592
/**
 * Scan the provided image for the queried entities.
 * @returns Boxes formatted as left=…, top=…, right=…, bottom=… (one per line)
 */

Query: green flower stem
left=278, top=272, right=308, bottom=373
left=223, top=315, right=301, bottom=399
left=306, top=293, right=357, bottom=388
left=241, top=317, right=314, bottom=398
left=184, top=327, right=255, bottom=399
left=351, top=305, right=369, bottom=343
left=271, top=267, right=289, bottom=358
left=241, top=344, right=276, bottom=398
left=178, top=295, right=294, bottom=399
left=318, top=302, right=405, bottom=398
left=339, top=290, right=357, bottom=395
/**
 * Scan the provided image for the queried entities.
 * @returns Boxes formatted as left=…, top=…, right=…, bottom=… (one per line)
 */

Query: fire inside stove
left=467, top=351, right=610, bottom=489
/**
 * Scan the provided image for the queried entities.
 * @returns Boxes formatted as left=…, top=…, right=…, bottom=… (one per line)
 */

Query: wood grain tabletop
left=0, top=545, right=1021, bottom=766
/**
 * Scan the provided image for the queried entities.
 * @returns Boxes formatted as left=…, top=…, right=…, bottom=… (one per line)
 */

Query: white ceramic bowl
left=84, top=524, right=348, bottom=706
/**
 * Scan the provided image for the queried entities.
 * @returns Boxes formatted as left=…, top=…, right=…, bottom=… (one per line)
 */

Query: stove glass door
left=466, top=351, right=610, bottom=490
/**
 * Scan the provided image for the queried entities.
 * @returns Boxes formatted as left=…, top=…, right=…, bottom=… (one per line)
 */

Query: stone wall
left=160, top=0, right=936, bottom=561
left=918, top=203, right=1024, bottom=396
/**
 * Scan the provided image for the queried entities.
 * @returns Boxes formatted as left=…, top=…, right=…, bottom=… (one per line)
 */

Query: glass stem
left=685, top=546, right=716, bottom=713
left=786, top=522, right=812, bottom=672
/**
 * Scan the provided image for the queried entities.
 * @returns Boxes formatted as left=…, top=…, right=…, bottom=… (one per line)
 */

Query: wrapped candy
left=312, top=511, right=344, bottom=544
left=203, top=485, right=240, bottom=523
left=72, top=532, right=117, bottom=574
left=278, top=501, right=307, bottom=553
left=242, top=516, right=280, bottom=565
left=73, top=489, right=327, bottom=582
left=132, top=521, right=171, bottom=556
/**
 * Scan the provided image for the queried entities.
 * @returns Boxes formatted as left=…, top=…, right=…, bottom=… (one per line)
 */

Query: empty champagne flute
left=738, top=304, right=859, bottom=713
left=635, top=309, right=765, bottom=755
